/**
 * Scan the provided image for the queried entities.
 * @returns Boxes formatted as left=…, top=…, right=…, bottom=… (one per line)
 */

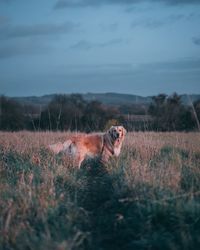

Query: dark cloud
left=160, top=0, right=200, bottom=6
left=70, top=40, right=92, bottom=50
left=192, top=37, right=200, bottom=46
left=44, top=59, right=200, bottom=97
left=0, top=22, right=78, bottom=40
left=100, top=23, right=119, bottom=32
left=131, top=19, right=164, bottom=29
left=0, top=0, right=14, bottom=3
left=131, top=14, right=186, bottom=29
left=53, top=59, right=200, bottom=80
left=70, top=38, right=122, bottom=50
left=66, top=63, right=132, bottom=70
left=98, top=38, right=123, bottom=47
left=0, top=41, right=50, bottom=59
left=140, top=58, right=200, bottom=72
left=0, top=15, right=10, bottom=26
left=0, top=46, right=34, bottom=59
left=54, top=0, right=135, bottom=9
left=54, top=0, right=200, bottom=9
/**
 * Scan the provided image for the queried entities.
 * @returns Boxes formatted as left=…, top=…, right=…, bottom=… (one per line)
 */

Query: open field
left=0, top=131, right=200, bottom=250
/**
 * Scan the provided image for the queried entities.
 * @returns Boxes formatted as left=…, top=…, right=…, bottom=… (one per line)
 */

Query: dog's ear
left=108, top=126, right=115, bottom=137
left=119, top=126, right=126, bottom=138
left=123, top=127, right=127, bottom=135
left=109, top=126, right=114, bottom=133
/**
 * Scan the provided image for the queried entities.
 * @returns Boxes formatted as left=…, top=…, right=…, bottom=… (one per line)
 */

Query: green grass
left=0, top=132, right=200, bottom=250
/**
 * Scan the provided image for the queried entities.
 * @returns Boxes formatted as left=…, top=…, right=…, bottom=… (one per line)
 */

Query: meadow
left=0, top=131, right=200, bottom=250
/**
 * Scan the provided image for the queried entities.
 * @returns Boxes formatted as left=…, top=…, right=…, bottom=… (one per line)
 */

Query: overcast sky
left=0, top=0, right=200, bottom=97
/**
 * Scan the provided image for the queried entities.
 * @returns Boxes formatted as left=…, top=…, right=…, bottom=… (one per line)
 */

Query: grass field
left=0, top=131, right=200, bottom=250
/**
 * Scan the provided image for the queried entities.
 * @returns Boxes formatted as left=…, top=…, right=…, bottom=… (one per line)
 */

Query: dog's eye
left=119, top=129, right=122, bottom=132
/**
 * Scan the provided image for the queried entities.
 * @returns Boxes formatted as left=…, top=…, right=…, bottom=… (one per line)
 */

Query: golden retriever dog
left=48, top=126, right=127, bottom=168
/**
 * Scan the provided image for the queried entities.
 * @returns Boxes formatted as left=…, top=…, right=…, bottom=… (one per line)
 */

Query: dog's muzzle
left=116, top=132, right=120, bottom=138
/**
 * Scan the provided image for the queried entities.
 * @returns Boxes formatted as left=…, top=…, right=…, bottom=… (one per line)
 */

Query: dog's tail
left=48, top=139, right=72, bottom=154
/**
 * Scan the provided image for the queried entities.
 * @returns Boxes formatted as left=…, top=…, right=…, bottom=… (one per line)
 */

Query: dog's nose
left=116, top=132, right=119, bottom=138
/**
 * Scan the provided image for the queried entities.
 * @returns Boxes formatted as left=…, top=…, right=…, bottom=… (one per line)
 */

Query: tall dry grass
left=0, top=131, right=200, bottom=250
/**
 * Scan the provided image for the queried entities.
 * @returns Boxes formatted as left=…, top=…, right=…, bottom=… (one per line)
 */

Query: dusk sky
left=0, top=0, right=200, bottom=97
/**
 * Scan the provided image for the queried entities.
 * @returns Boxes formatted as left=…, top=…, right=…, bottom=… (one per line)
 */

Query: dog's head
left=108, top=125, right=127, bottom=142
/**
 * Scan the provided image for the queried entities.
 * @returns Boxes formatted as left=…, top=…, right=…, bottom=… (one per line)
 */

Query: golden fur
left=49, top=126, right=127, bottom=168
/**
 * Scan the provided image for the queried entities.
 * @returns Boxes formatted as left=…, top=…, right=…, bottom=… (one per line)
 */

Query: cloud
left=54, top=0, right=101, bottom=9
left=44, top=59, right=200, bottom=97
left=0, top=22, right=78, bottom=40
left=131, top=14, right=186, bottom=29
left=98, top=38, right=123, bottom=47
left=139, top=58, right=200, bottom=73
left=0, top=0, right=14, bottom=3
left=54, top=0, right=200, bottom=9
left=0, top=40, right=50, bottom=59
left=70, top=40, right=92, bottom=50
left=131, top=19, right=164, bottom=29
left=192, top=37, right=200, bottom=46
left=160, top=0, right=200, bottom=6
left=70, top=38, right=122, bottom=50
left=0, top=15, right=10, bottom=26
left=66, top=63, right=132, bottom=70
left=100, top=23, right=119, bottom=32
left=54, top=58, right=200, bottom=79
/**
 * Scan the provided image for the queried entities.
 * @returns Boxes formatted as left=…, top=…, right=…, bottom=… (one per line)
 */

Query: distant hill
left=12, top=93, right=152, bottom=108
left=83, top=93, right=152, bottom=105
left=12, top=93, right=200, bottom=108
left=13, top=95, right=54, bottom=108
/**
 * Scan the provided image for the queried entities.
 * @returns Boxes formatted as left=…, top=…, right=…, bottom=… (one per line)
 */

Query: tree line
left=148, top=93, right=200, bottom=131
left=0, top=93, right=199, bottom=132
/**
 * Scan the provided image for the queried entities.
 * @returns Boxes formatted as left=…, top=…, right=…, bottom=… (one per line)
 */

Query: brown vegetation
left=0, top=131, right=200, bottom=249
